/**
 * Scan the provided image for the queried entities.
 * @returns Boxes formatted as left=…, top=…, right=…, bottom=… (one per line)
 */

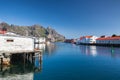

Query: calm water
left=1, top=42, right=120, bottom=80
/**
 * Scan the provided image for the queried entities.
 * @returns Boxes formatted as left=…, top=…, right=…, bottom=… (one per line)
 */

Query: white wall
left=0, top=35, right=34, bottom=53
left=39, top=37, right=46, bottom=43
left=34, top=37, right=46, bottom=43
left=80, top=36, right=98, bottom=44
left=35, top=44, right=45, bottom=50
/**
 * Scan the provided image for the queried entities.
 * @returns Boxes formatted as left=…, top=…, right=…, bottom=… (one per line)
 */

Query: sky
left=0, top=0, right=120, bottom=38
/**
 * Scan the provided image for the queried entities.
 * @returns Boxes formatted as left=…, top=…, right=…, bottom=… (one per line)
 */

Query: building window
left=6, top=39, right=14, bottom=42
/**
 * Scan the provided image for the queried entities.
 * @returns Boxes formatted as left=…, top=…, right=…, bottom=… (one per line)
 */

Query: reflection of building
left=45, top=43, right=56, bottom=55
left=79, top=45, right=120, bottom=58
left=0, top=73, right=33, bottom=80
left=0, top=52, right=43, bottom=80
left=34, top=52, right=42, bottom=72
left=89, top=46, right=97, bottom=56
left=80, top=45, right=97, bottom=56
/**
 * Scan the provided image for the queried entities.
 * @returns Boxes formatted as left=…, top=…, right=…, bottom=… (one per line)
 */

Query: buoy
left=111, top=46, right=114, bottom=53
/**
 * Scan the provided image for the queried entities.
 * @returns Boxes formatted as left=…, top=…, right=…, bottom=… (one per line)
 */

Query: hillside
left=0, top=22, right=65, bottom=42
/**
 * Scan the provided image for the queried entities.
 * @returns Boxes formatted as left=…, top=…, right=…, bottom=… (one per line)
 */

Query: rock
left=0, top=22, right=65, bottom=41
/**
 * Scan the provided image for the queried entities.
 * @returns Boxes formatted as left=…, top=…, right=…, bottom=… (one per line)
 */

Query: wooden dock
left=0, top=49, right=43, bottom=66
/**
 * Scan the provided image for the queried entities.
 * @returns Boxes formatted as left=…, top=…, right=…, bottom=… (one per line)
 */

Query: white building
left=0, top=35, right=34, bottom=53
left=34, top=37, right=46, bottom=44
left=77, top=36, right=98, bottom=44
left=96, top=36, right=120, bottom=44
left=39, top=37, right=46, bottom=43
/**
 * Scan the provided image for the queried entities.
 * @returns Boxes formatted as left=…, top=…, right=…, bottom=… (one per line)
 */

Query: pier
left=0, top=51, right=43, bottom=77
left=0, top=33, right=46, bottom=66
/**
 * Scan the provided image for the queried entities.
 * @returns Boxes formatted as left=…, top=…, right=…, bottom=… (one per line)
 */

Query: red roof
left=80, top=36, right=92, bottom=40
left=96, top=36, right=120, bottom=40
left=0, top=30, right=7, bottom=34
left=85, top=36, right=92, bottom=38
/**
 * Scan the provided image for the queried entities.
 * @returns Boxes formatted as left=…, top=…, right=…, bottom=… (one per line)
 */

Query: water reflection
left=0, top=52, right=43, bottom=80
left=35, top=44, right=46, bottom=50
left=34, top=52, right=42, bottom=72
left=0, top=43, right=57, bottom=80
left=79, top=45, right=120, bottom=58
left=45, top=43, right=57, bottom=56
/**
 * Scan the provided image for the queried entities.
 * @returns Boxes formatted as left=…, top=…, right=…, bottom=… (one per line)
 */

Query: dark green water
left=1, top=42, right=120, bottom=80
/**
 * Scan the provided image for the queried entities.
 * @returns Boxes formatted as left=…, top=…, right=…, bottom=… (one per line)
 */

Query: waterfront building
left=34, top=37, right=46, bottom=44
left=77, top=36, right=98, bottom=44
left=96, top=36, right=120, bottom=44
left=0, top=27, right=7, bottom=34
left=39, top=37, right=46, bottom=43
left=0, top=35, right=34, bottom=53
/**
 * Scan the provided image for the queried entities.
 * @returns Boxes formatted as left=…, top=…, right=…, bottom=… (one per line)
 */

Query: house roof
left=96, top=36, right=120, bottom=40
left=80, top=36, right=92, bottom=40
left=0, top=30, right=7, bottom=34
left=85, top=36, right=92, bottom=38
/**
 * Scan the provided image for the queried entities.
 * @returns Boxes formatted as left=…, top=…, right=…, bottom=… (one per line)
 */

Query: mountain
left=0, top=22, right=65, bottom=42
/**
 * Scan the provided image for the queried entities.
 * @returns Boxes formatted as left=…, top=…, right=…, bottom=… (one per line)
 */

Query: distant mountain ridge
left=0, top=22, right=65, bottom=42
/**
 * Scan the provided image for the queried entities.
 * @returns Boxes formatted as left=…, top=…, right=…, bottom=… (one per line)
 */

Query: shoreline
left=76, top=43, right=120, bottom=47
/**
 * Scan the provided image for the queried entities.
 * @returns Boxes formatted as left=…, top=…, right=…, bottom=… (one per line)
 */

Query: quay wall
left=79, top=43, right=120, bottom=47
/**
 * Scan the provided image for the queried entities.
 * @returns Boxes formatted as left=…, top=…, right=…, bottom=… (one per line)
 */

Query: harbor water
left=1, top=42, right=120, bottom=80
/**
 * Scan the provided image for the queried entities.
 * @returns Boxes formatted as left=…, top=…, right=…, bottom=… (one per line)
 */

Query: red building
left=0, top=27, right=7, bottom=34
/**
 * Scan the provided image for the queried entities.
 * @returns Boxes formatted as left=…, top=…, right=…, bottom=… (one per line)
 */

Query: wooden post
left=0, top=58, right=3, bottom=71
left=9, top=54, right=12, bottom=65
left=39, top=52, right=42, bottom=71
left=23, top=53, right=26, bottom=73
left=40, top=52, right=42, bottom=64
left=32, top=53, right=35, bottom=63
left=30, top=53, right=32, bottom=63
left=1, top=58, right=3, bottom=65
left=26, top=53, right=28, bottom=61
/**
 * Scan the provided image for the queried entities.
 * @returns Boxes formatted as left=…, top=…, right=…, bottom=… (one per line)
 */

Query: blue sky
left=0, top=0, right=120, bottom=38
